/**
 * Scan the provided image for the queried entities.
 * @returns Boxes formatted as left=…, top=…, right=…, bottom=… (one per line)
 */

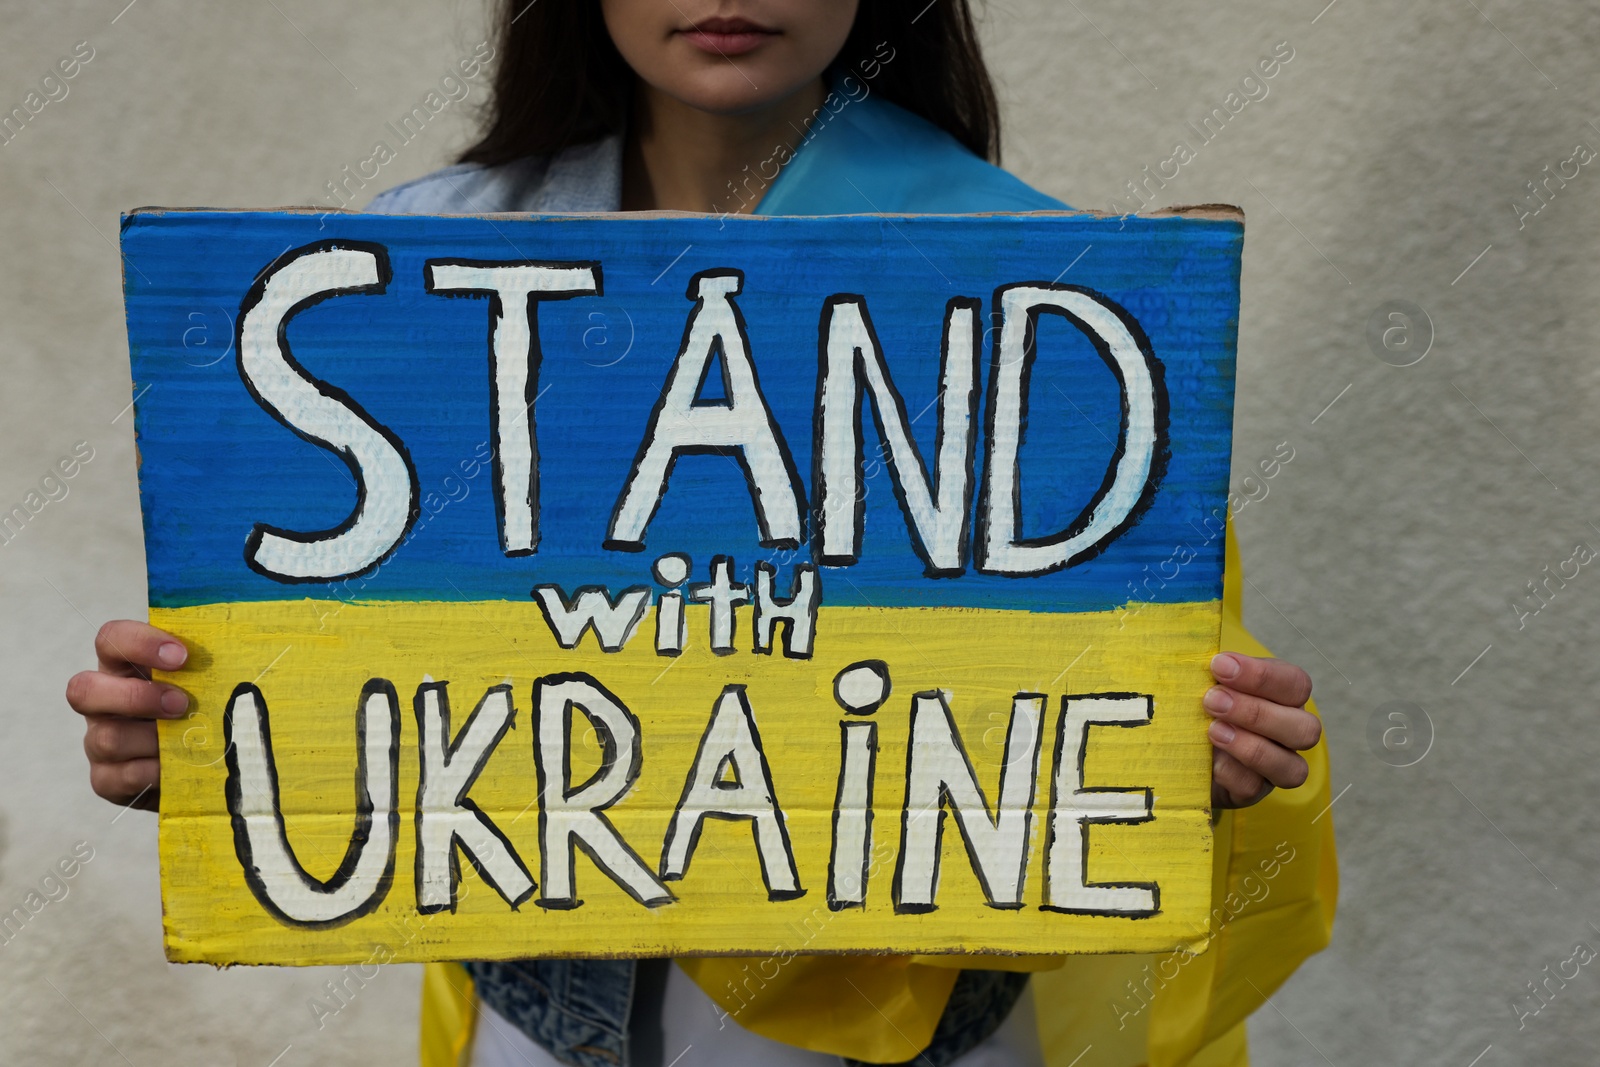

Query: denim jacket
left=463, top=958, right=1028, bottom=1067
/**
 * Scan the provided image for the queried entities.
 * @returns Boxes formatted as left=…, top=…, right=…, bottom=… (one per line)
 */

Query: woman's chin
left=651, top=56, right=822, bottom=116
left=673, top=89, right=818, bottom=120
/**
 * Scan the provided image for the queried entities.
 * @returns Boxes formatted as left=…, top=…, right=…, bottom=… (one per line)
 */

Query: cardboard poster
left=120, top=208, right=1243, bottom=965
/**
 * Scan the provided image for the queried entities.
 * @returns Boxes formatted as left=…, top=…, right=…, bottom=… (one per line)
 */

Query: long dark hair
left=458, top=1, right=1002, bottom=167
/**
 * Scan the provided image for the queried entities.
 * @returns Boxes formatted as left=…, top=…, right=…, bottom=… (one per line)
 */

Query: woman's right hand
left=65, top=621, right=189, bottom=812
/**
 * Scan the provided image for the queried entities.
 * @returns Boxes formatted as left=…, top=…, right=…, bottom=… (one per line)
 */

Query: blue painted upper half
left=122, top=210, right=1241, bottom=610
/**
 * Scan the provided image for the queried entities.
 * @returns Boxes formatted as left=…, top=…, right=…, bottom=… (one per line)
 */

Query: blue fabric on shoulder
left=757, top=93, right=1066, bottom=215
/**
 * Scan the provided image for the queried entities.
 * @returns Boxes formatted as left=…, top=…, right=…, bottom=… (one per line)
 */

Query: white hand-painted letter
left=239, top=244, right=418, bottom=582
left=979, top=285, right=1163, bottom=576
left=425, top=261, right=600, bottom=555
left=608, top=271, right=803, bottom=550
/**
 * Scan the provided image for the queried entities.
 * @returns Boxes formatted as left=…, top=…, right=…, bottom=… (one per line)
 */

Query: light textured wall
left=1, top=1, right=1595, bottom=1064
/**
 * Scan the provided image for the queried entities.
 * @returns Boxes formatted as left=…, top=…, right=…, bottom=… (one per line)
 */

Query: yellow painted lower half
left=154, top=598, right=1218, bottom=965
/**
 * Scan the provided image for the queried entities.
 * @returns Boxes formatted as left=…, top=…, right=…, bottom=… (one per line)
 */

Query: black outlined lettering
left=532, top=584, right=651, bottom=652
left=414, top=681, right=535, bottom=913
left=532, top=674, right=672, bottom=908
left=660, top=685, right=803, bottom=900
left=424, top=260, right=601, bottom=556
left=827, top=720, right=878, bottom=910
left=892, top=691, right=1044, bottom=912
left=607, top=270, right=805, bottom=551
left=976, top=284, right=1169, bottom=576
left=828, top=662, right=889, bottom=908
left=688, top=555, right=749, bottom=655
left=833, top=660, right=891, bottom=716
left=814, top=295, right=981, bottom=575
left=751, top=561, right=819, bottom=658
left=653, top=553, right=690, bottom=656
left=1041, top=693, right=1159, bottom=917
left=237, top=242, right=420, bottom=583
left=223, top=679, right=399, bottom=927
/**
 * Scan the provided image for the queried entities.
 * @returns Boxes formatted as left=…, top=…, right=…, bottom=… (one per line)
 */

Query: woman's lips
left=680, top=17, right=778, bottom=56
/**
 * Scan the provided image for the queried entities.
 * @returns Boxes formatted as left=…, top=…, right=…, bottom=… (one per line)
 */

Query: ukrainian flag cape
left=419, top=92, right=1336, bottom=1066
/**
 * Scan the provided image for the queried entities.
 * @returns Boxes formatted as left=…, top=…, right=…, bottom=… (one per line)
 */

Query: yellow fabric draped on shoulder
left=420, top=961, right=478, bottom=1067
left=419, top=520, right=1338, bottom=1066
left=1030, top=520, right=1339, bottom=1067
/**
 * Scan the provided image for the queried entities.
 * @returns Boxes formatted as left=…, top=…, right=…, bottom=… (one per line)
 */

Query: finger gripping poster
left=120, top=207, right=1243, bottom=965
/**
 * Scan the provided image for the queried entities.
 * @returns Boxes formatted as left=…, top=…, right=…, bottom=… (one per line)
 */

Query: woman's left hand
left=1205, top=652, right=1321, bottom=809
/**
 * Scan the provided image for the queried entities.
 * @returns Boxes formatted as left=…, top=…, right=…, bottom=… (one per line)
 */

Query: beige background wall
left=2, top=1, right=1596, bottom=1063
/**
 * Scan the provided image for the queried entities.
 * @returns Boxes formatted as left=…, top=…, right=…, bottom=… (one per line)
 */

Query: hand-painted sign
left=122, top=208, right=1242, bottom=965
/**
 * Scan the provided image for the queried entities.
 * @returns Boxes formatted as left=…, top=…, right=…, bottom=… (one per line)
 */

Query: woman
left=70, top=3, right=1333, bottom=1065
